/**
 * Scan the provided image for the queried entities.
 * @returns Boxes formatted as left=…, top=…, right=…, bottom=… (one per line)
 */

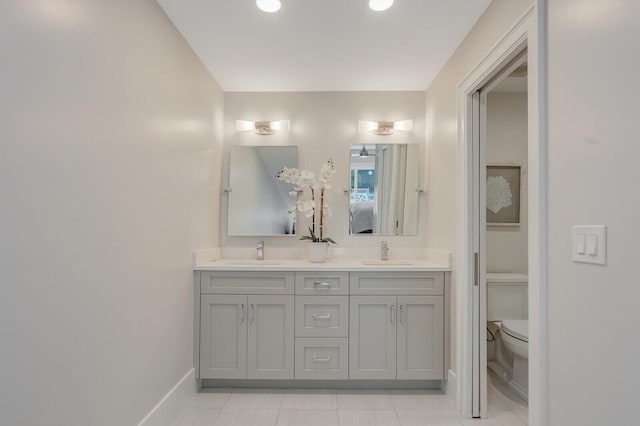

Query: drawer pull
left=312, top=313, right=332, bottom=320
left=313, top=282, right=332, bottom=289
left=312, top=356, right=333, bottom=363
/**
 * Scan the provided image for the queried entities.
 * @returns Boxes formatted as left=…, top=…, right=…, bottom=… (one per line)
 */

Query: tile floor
left=173, top=373, right=528, bottom=426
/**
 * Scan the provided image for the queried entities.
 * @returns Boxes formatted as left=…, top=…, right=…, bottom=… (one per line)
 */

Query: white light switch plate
left=572, top=225, right=607, bottom=265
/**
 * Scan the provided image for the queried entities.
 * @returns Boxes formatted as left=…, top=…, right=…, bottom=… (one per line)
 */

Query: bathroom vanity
left=193, top=260, right=450, bottom=387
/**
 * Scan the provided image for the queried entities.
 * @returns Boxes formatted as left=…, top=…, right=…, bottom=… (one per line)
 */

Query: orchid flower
left=276, top=159, right=336, bottom=244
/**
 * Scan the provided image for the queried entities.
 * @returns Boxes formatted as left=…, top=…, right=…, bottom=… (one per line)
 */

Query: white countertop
left=193, top=258, right=451, bottom=272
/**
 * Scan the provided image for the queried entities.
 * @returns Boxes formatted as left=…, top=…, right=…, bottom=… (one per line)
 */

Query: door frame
left=455, top=4, right=547, bottom=424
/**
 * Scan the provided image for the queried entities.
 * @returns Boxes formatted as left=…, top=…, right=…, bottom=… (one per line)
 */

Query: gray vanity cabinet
left=200, top=295, right=247, bottom=379
left=349, top=295, right=397, bottom=380
left=349, top=295, right=444, bottom=380
left=200, top=294, right=294, bottom=380
left=198, top=272, right=295, bottom=381
left=197, top=269, right=448, bottom=384
left=397, top=296, right=444, bottom=380
left=247, top=295, right=294, bottom=380
left=349, top=272, right=446, bottom=381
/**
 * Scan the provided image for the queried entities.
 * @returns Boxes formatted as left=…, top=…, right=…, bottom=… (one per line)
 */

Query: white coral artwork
left=486, top=175, right=513, bottom=214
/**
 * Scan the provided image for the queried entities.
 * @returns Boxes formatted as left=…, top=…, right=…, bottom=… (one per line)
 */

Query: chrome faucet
left=381, top=241, right=389, bottom=261
left=257, top=241, right=264, bottom=260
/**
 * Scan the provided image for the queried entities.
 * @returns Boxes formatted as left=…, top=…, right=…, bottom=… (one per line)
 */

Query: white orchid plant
left=276, top=159, right=337, bottom=244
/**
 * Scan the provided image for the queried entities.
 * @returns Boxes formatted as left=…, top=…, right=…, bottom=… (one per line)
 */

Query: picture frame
left=486, top=165, right=521, bottom=226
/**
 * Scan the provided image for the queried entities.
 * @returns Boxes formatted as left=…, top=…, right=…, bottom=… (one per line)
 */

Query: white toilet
left=487, top=273, right=529, bottom=401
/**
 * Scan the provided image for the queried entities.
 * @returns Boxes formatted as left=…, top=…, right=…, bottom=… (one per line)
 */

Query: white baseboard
left=138, top=368, right=197, bottom=426
left=445, top=369, right=457, bottom=411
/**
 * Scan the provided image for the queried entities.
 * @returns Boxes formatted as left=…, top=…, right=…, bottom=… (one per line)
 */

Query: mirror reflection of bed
left=349, top=144, right=420, bottom=236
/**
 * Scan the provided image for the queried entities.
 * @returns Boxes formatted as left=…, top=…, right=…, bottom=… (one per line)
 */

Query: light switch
left=576, top=234, right=586, bottom=254
left=572, top=226, right=607, bottom=265
left=586, top=234, right=598, bottom=255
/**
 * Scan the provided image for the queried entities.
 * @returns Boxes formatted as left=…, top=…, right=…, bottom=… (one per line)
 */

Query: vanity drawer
left=295, top=296, right=349, bottom=338
left=350, top=272, right=444, bottom=296
left=295, top=338, right=348, bottom=380
left=201, top=271, right=294, bottom=294
left=295, top=272, right=349, bottom=295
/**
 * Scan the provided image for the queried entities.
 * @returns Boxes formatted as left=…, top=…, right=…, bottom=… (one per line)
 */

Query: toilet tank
left=487, top=273, right=528, bottom=321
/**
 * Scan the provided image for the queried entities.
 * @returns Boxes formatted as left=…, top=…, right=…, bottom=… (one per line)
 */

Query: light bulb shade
left=235, top=120, right=255, bottom=132
left=393, top=119, right=413, bottom=132
left=358, top=120, right=378, bottom=133
left=270, top=120, right=290, bottom=131
left=369, top=0, right=394, bottom=12
left=256, top=0, right=281, bottom=13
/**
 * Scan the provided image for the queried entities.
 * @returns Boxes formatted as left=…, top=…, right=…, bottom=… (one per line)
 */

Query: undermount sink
left=361, top=260, right=416, bottom=266
left=221, top=259, right=283, bottom=266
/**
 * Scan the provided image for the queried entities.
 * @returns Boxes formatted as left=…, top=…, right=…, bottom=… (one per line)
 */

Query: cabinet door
left=247, top=295, right=294, bottom=379
left=200, top=295, right=247, bottom=379
left=349, top=295, right=397, bottom=380
left=397, top=296, right=444, bottom=380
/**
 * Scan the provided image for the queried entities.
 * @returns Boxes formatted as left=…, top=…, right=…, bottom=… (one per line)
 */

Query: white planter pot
left=307, top=242, right=329, bottom=263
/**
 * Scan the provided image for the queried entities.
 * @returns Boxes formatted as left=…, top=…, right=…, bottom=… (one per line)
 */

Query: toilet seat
left=501, top=320, right=528, bottom=343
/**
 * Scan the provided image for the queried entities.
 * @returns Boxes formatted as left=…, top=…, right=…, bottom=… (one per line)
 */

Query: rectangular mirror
left=349, top=144, right=420, bottom=236
left=228, top=146, right=298, bottom=236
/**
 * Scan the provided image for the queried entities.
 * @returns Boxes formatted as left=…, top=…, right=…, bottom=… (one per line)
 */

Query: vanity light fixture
left=369, top=0, right=394, bottom=12
left=358, top=119, right=413, bottom=135
left=235, top=120, right=290, bottom=135
left=256, top=0, right=281, bottom=13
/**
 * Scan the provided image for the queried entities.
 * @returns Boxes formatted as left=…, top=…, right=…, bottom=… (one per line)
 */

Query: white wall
left=546, top=0, right=640, bottom=424
left=486, top=92, right=528, bottom=274
left=0, top=1, right=223, bottom=425
left=424, top=0, right=533, bottom=374
left=221, top=91, right=426, bottom=251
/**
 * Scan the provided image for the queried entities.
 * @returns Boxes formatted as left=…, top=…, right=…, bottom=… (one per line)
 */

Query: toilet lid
left=502, top=320, right=528, bottom=343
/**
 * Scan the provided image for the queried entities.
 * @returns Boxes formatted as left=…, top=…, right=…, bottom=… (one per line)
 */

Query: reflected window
left=350, top=169, right=375, bottom=202
left=349, top=144, right=420, bottom=236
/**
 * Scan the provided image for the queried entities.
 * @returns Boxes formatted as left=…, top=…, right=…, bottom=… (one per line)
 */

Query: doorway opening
left=480, top=53, right=530, bottom=419
left=455, top=5, right=546, bottom=424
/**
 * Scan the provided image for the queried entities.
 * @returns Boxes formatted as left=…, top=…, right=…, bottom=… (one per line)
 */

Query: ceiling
left=156, top=0, right=493, bottom=92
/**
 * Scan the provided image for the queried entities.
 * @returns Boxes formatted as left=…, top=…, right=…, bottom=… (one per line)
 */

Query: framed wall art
left=486, top=165, right=521, bottom=225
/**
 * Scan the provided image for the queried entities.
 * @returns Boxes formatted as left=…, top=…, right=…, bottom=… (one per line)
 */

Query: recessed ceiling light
left=256, top=0, right=281, bottom=13
left=369, top=0, right=394, bottom=12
